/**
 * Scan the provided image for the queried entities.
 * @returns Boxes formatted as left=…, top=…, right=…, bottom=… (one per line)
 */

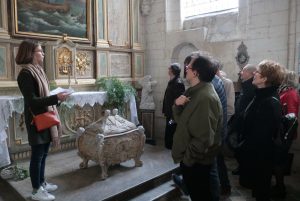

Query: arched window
left=182, top=0, right=239, bottom=19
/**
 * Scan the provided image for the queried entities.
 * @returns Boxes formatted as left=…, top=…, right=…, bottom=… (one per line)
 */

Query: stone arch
left=169, top=42, right=197, bottom=80
left=170, top=42, right=197, bottom=63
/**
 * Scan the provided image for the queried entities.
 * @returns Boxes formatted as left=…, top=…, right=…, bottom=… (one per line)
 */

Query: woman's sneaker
left=31, top=186, right=55, bottom=201
left=42, top=182, right=58, bottom=192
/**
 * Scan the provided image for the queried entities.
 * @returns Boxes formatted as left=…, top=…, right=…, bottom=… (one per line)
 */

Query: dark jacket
left=236, top=77, right=256, bottom=115
left=17, top=69, right=59, bottom=146
left=162, top=77, right=185, bottom=119
left=240, top=86, right=282, bottom=161
left=172, top=82, right=222, bottom=165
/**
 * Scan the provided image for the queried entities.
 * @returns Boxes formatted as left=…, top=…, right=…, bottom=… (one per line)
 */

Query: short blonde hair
left=258, top=60, right=285, bottom=87
left=282, top=70, right=298, bottom=88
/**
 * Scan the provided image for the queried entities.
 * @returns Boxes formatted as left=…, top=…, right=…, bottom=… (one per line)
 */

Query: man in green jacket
left=172, top=53, right=222, bottom=201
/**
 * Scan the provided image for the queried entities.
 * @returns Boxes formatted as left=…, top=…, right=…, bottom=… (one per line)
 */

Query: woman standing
left=239, top=60, right=285, bottom=201
left=16, top=40, right=70, bottom=201
left=272, top=70, right=300, bottom=198
left=162, top=63, right=185, bottom=149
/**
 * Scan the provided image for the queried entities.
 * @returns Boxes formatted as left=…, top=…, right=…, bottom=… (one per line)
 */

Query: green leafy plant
left=1, top=164, right=28, bottom=181
left=96, top=77, right=136, bottom=114
left=12, top=165, right=28, bottom=181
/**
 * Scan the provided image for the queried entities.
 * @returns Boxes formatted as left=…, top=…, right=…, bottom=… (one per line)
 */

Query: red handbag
left=31, top=109, right=60, bottom=132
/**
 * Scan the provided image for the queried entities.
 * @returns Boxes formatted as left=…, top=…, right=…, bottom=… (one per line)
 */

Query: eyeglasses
left=185, top=66, right=193, bottom=70
left=34, top=50, right=44, bottom=53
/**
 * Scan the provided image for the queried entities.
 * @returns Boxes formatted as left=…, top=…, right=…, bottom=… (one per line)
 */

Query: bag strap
left=29, top=108, right=35, bottom=117
left=271, top=96, right=298, bottom=140
left=29, top=105, right=55, bottom=117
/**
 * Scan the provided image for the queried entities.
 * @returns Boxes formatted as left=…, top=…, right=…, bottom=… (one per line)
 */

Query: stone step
left=103, top=166, right=180, bottom=201
left=0, top=176, right=25, bottom=201
left=130, top=180, right=182, bottom=201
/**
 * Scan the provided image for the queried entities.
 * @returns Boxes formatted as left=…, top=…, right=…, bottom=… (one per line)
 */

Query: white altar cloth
left=0, top=96, right=23, bottom=168
left=65, top=91, right=107, bottom=107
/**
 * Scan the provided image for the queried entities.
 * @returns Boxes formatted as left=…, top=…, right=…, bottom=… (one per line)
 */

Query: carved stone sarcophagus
left=76, top=109, right=145, bottom=180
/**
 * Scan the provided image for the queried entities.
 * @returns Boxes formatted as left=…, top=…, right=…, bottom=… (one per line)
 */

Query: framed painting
left=12, top=0, right=91, bottom=42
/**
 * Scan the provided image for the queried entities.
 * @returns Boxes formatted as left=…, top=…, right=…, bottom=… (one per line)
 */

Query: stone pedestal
left=139, top=109, right=155, bottom=145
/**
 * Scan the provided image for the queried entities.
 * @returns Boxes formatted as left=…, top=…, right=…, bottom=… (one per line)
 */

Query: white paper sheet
left=50, top=87, right=74, bottom=96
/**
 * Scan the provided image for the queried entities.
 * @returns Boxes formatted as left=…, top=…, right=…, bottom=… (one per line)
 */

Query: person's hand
left=52, top=137, right=60, bottom=148
left=175, top=95, right=190, bottom=106
left=57, top=92, right=70, bottom=102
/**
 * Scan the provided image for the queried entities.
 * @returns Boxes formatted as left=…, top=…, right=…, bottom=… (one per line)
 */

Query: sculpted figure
left=139, top=75, right=157, bottom=110
left=140, top=0, right=152, bottom=16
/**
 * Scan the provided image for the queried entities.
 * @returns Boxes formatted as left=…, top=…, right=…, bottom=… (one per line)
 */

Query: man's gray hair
left=243, top=64, right=257, bottom=73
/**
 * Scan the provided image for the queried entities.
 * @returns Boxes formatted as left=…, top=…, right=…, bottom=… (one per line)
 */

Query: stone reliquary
left=76, top=109, right=145, bottom=180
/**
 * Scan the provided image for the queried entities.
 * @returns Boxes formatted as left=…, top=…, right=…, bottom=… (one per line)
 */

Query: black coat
left=17, top=69, right=59, bottom=146
left=236, top=77, right=256, bottom=115
left=240, top=86, right=282, bottom=162
left=162, top=77, right=185, bottom=119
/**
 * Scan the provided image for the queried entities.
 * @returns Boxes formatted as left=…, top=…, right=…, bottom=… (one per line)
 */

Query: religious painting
left=109, top=53, right=131, bottom=77
left=107, top=0, right=130, bottom=48
left=134, top=53, right=144, bottom=77
left=13, top=0, right=91, bottom=41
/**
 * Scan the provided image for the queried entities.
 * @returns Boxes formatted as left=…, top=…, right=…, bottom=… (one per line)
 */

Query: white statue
left=104, top=109, right=136, bottom=135
left=140, top=0, right=153, bottom=16
left=139, top=75, right=157, bottom=110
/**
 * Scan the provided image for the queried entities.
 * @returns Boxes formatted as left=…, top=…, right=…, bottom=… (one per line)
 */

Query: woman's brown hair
left=258, top=60, right=285, bottom=87
left=15, top=40, right=39, bottom=65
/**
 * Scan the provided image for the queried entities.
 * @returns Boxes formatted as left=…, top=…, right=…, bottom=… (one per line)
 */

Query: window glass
left=182, top=0, right=238, bottom=19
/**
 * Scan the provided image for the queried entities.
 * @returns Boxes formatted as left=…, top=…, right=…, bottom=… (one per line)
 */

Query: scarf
left=21, top=64, right=62, bottom=141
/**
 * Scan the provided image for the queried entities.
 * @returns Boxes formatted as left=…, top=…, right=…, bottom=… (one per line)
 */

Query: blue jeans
left=210, top=158, right=220, bottom=201
left=30, top=143, right=50, bottom=189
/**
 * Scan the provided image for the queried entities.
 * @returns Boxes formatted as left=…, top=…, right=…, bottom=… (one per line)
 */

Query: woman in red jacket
left=273, top=70, right=300, bottom=198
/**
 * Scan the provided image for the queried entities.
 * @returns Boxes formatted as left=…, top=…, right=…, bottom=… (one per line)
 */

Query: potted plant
left=96, top=77, right=136, bottom=115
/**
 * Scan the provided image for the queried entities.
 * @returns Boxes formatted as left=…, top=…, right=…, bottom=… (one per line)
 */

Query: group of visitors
left=162, top=51, right=299, bottom=201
